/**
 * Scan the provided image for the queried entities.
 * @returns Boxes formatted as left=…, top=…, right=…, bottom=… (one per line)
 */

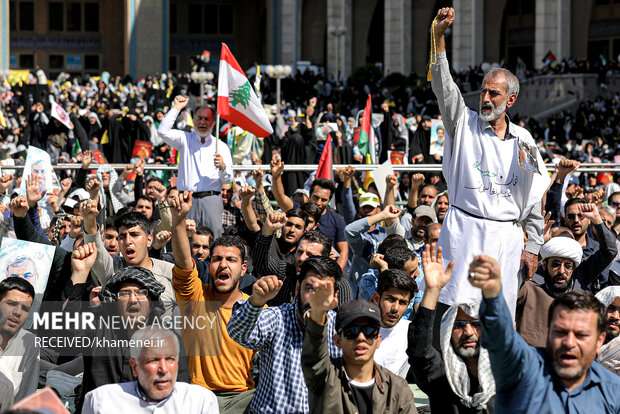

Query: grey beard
left=479, top=99, right=507, bottom=122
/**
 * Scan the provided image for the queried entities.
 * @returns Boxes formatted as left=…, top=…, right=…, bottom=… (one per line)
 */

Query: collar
left=340, top=363, right=386, bottom=394
left=135, top=381, right=176, bottom=404
left=195, top=133, right=213, bottom=146
left=479, top=114, right=517, bottom=140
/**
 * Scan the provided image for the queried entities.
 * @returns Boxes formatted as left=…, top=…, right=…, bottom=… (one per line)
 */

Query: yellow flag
left=0, top=110, right=6, bottom=128
left=100, top=130, right=109, bottom=145
left=363, top=153, right=374, bottom=191
left=186, top=112, right=194, bottom=127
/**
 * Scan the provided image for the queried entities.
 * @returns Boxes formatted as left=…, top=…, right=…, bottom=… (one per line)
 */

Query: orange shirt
left=172, top=261, right=255, bottom=392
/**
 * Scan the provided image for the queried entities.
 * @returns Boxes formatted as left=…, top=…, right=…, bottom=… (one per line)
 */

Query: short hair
left=167, top=186, right=178, bottom=195
left=424, top=223, right=441, bottom=240
left=484, top=68, right=520, bottom=98
left=599, top=205, right=616, bottom=222
left=136, top=195, right=155, bottom=207
left=310, top=178, right=336, bottom=198
left=548, top=291, right=606, bottom=335
left=300, top=202, right=321, bottom=224
left=384, top=247, right=416, bottom=270
left=0, top=276, right=35, bottom=301
left=297, top=256, right=342, bottom=288
left=194, top=105, right=215, bottom=118
left=609, top=191, right=620, bottom=203
left=376, top=269, right=418, bottom=300
left=194, top=226, right=214, bottom=239
left=129, top=327, right=180, bottom=360
left=146, top=177, right=164, bottom=186
left=419, top=183, right=438, bottom=195
left=377, top=234, right=408, bottom=255
left=114, top=211, right=151, bottom=235
left=299, top=230, right=331, bottom=256
left=286, top=208, right=309, bottom=226
left=210, top=235, right=246, bottom=262
left=104, top=216, right=117, bottom=232
left=564, top=197, right=587, bottom=215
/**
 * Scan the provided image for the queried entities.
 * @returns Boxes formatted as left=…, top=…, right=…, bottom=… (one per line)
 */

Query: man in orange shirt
left=170, top=191, right=255, bottom=414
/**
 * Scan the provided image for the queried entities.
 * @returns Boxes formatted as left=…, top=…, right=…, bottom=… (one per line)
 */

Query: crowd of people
left=2, top=6, right=620, bottom=414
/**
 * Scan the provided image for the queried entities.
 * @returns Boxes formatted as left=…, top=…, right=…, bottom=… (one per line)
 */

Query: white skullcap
left=539, top=236, right=583, bottom=267
left=595, top=286, right=620, bottom=307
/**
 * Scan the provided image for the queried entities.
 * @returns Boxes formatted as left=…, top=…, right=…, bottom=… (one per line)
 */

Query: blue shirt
left=357, top=268, right=418, bottom=320
left=227, top=300, right=341, bottom=414
left=481, top=293, right=620, bottom=413
left=344, top=216, right=387, bottom=296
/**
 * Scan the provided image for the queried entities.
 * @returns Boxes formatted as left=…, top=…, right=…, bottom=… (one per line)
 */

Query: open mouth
left=559, top=352, right=578, bottom=365
left=216, top=271, right=230, bottom=283
left=125, top=248, right=136, bottom=260
left=126, top=304, right=141, bottom=316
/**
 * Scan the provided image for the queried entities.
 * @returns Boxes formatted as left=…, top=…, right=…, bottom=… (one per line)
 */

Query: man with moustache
left=158, top=96, right=233, bottom=238
left=169, top=191, right=256, bottom=414
left=408, top=244, right=495, bottom=413
left=468, top=255, right=620, bottom=412
left=428, top=8, right=550, bottom=320
left=82, top=327, right=218, bottom=413
left=596, top=286, right=620, bottom=375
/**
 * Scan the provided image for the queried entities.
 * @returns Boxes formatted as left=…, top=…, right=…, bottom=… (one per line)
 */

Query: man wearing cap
left=344, top=198, right=402, bottom=296
left=302, top=293, right=416, bottom=413
left=397, top=205, right=438, bottom=257
left=596, top=286, right=620, bottom=375
left=158, top=96, right=233, bottom=239
left=428, top=8, right=551, bottom=320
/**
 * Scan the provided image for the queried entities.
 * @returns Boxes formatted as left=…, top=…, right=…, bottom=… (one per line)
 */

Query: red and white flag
left=217, top=44, right=273, bottom=137
left=50, top=100, right=73, bottom=129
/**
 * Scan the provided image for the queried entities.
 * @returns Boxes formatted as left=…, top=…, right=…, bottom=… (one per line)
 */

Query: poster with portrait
left=429, top=119, right=446, bottom=157
left=18, top=146, right=60, bottom=206
left=0, top=238, right=55, bottom=319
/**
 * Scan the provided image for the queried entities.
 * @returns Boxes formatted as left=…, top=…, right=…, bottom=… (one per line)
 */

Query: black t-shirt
left=350, top=381, right=374, bottom=414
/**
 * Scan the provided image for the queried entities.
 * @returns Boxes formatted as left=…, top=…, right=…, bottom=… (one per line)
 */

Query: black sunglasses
left=341, top=325, right=380, bottom=340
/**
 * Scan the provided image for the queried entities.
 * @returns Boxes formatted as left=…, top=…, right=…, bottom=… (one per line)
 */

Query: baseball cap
left=413, top=205, right=437, bottom=223
left=294, top=188, right=309, bottom=198
left=335, top=299, right=381, bottom=332
left=359, top=192, right=380, bottom=208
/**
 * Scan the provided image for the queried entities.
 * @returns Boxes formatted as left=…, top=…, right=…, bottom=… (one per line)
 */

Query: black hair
left=136, top=195, right=155, bottom=207
left=609, top=191, right=620, bottom=202
left=146, top=177, right=164, bottom=186
left=104, top=216, right=117, bottom=232
left=286, top=208, right=309, bottom=226
left=564, top=197, right=587, bottom=215
left=376, top=269, right=418, bottom=300
left=114, top=211, right=151, bottom=235
left=195, top=226, right=214, bottom=239
left=424, top=223, right=441, bottom=241
left=377, top=234, right=408, bottom=255
left=300, top=202, right=321, bottom=225
left=210, top=235, right=246, bottom=262
left=384, top=247, right=416, bottom=270
left=167, top=186, right=178, bottom=195
left=297, top=256, right=342, bottom=289
left=299, top=230, right=331, bottom=256
left=310, top=178, right=336, bottom=198
left=548, top=290, right=606, bottom=334
left=0, top=276, right=35, bottom=301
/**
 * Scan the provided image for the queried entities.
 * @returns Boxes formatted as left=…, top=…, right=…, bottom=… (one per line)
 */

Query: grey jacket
left=302, top=318, right=417, bottom=414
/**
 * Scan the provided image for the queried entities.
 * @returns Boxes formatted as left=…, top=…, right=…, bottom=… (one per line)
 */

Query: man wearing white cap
left=344, top=193, right=402, bottom=296
left=596, top=286, right=620, bottom=375
left=516, top=236, right=583, bottom=347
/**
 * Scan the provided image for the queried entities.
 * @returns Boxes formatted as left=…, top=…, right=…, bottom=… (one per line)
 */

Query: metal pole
left=276, top=76, right=281, bottom=112
left=200, top=80, right=205, bottom=106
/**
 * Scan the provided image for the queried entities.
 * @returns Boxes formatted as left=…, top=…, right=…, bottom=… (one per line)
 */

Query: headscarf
left=96, top=164, right=124, bottom=214
left=440, top=300, right=496, bottom=410
left=98, top=267, right=164, bottom=302
left=539, top=236, right=583, bottom=267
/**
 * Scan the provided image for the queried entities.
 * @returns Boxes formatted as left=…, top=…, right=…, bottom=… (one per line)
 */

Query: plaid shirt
left=227, top=300, right=341, bottom=414
left=222, top=205, right=243, bottom=229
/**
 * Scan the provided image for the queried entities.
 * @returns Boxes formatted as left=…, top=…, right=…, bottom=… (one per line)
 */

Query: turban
left=595, top=286, right=620, bottom=307
left=539, top=236, right=583, bottom=267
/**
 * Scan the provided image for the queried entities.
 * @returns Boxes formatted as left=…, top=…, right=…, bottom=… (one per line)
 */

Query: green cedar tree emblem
left=229, top=81, right=252, bottom=109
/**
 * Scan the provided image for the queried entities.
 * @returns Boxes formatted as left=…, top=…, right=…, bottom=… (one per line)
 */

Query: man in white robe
left=428, top=7, right=550, bottom=319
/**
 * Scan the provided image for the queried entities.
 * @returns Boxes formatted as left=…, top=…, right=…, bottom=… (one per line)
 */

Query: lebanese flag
left=51, top=100, right=73, bottom=129
left=316, top=134, right=333, bottom=180
left=217, top=44, right=273, bottom=137
left=357, top=94, right=376, bottom=163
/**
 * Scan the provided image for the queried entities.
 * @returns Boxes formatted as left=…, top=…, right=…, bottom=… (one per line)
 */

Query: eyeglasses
left=453, top=320, right=482, bottom=330
left=566, top=213, right=584, bottom=221
left=117, top=288, right=149, bottom=300
left=611, top=201, right=620, bottom=207
left=341, top=325, right=380, bottom=340
left=549, top=260, right=574, bottom=270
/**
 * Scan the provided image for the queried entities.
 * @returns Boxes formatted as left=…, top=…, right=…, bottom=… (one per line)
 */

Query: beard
left=479, top=98, right=507, bottom=122
left=453, top=334, right=481, bottom=359
left=606, top=320, right=620, bottom=344
left=544, top=269, right=572, bottom=295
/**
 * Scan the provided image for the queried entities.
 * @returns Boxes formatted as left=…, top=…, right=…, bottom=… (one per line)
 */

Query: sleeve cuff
left=524, top=242, right=541, bottom=255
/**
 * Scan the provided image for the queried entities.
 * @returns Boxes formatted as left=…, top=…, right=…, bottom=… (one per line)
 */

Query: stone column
left=384, top=0, right=412, bottom=75
left=133, top=0, right=165, bottom=78
left=326, top=0, right=345, bottom=79
left=279, top=0, right=297, bottom=65
left=452, top=0, right=484, bottom=72
left=535, top=0, right=571, bottom=69
left=0, top=0, right=8, bottom=72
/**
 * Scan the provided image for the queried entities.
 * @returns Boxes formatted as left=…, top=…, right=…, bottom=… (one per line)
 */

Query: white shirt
left=82, top=381, right=219, bottom=414
left=0, top=328, right=39, bottom=401
left=157, top=108, right=233, bottom=192
left=373, top=318, right=410, bottom=379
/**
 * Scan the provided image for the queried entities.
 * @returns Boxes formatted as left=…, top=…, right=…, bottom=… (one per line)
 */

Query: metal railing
left=0, top=163, right=618, bottom=173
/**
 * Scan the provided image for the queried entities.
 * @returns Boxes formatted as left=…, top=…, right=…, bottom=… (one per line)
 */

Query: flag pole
left=215, top=113, right=220, bottom=154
